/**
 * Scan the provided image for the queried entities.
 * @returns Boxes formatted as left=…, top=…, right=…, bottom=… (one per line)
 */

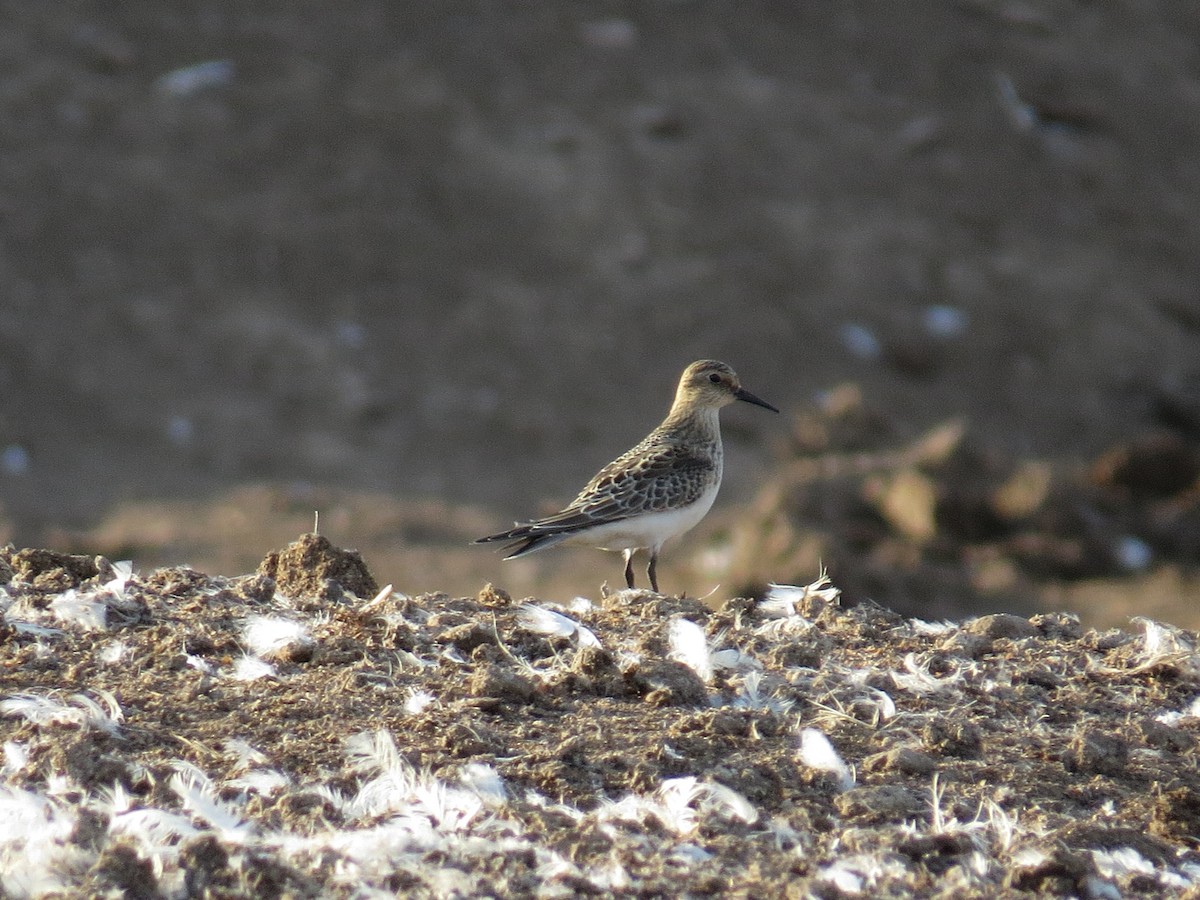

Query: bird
left=476, top=359, right=779, bottom=593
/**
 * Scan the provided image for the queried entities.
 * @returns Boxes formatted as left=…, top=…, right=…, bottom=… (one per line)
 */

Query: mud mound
left=257, top=532, right=379, bottom=603
left=2, top=543, right=1199, bottom=896
left=719, top=386, right=1200, bottom=625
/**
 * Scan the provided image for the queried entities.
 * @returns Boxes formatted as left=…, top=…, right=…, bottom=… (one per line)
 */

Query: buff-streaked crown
left=669, top=360, right=779, bottom=417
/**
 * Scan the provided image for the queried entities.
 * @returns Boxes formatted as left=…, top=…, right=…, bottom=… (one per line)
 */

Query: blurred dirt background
left=3, top=1, right=1200, bottom=626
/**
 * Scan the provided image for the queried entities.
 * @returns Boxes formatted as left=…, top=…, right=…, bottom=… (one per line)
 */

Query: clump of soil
left=2, top=546, right=112, bottom=594
left=2, top=541, right=1199, bottom=897
left=256, top=532, right=379, bottom=601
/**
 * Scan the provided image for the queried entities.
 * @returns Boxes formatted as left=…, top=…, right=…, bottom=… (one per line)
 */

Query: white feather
left=231, top=655, right=276, bottom=681
left=517, top=604, right=601, bottom=648
left=243, top=615, right=313, bottom=656
left=225, top=739, right=269, bottom=771
left=3, top=741, right=28, bottom=773
left=891, top=653, right=964, bottom=695
left=226, top=770, right=290, bottom=795
left=49, top=590, right=107, bottom=631
left=458, top=763, right=507, bottom=806
left=169, top=762, right=252, bottom=840
left=1, top=691, right=122, bottom=734
left=761, top=576, right=841, bottom=618
left=98, top=640, right=127, bottom=664
left=798, top=728, right=854, bottom=791
left=668, top=618, right=712, bottom=682
left=1156, top=695, right=1200, bottom=725
left=909, top=618, right=957, bottom=636
left=102, top=560, right=134, bottom=595
left=404, top=689, right=435, bottom=714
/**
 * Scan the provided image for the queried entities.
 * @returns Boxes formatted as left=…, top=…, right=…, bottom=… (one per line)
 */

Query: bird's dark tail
left=475, top=526, right=569, bottom=559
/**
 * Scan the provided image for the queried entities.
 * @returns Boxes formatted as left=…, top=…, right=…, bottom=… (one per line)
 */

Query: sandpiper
left=476, top=360, right=779, bottom=592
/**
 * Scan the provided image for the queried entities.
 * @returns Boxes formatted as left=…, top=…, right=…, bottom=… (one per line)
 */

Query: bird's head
left=675, top=359, right=779, bottom=413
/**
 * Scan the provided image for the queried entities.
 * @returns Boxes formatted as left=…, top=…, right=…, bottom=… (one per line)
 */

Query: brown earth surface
left=3, top=4, right=1200, bottom=631
left=2, top=536, right=1200, bottom=897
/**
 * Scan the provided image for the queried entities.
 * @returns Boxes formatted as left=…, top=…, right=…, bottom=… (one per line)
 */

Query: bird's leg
left=647, top=552, right=659, bottom=594
left=623, top=549, right=636, bottom=589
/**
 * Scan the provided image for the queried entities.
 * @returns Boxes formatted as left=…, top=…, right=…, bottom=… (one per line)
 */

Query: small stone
left=1064, top=728, right=1128, bottom=777
left=635, top=660, right=708, bottom=707
left=469, top=665, right=538, bottom=705
left=963, top=613, right=1039, bottom=642
left=923, top=719, right=983, bottom=758
left=835, top=784, right=925, bottom=823
left=441, top=622, right=493, bottom=654
left=863, top=747, right=938, bottom=776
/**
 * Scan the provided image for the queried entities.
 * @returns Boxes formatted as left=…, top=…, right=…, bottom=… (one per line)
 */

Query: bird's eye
left=708, top=373, right=721, bottom=384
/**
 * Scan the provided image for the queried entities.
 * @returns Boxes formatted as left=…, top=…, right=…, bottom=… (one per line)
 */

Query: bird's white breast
left=564, top=484, right=720, bottom=553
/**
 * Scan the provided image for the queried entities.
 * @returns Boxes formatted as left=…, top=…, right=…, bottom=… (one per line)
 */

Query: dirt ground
left=3, top=10, right=1200, bottom=633
left=2, top=537, right=1199, bottom=897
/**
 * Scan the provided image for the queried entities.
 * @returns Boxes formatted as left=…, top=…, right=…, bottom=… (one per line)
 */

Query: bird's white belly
left=564, top=489, right=719, bottom=552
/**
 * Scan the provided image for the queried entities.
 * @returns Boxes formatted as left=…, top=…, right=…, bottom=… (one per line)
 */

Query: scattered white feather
left=1156, top=695, right=1200, bottom=725
left=818, top=853, right=908, bottom=894
left=565, top=596, right=594, bottom=614
left=439, top=645, right=468, bottom=664
left=101, top=560, right=134, bottom=595
left=1084, top=876, right=1124, bottom=900
left=668, top=618, right=713, bottom=682
left=517, top=604, right=600, bottom=648
left=1090, top=847, right=1154, bottom=880
left=1126, top=618, right=1197, bottom=674
left=170, top=762, right=252, bottom=841
left=890, top=653, right=965, bottom=695
left=1011, top=846, right=1050, bottom=868
left=98, top=640, right=127, bottom=664
left=225, top=739, right=269, bottom=771
left=732, top=671, right=794, bottom=714
left=710, top=635, right=759, bottom=673
left=9, top=621, right=63, bottom=637
left=639, top=777, right=701, bottom=835
left=3, top=741, right=28, bottom=773
left=585, top=857, right=634, bottom=891
left=362, top=583, right=395, bottom=610
left=798, top=728, right=854, bottom=791
left=698, top=780, right=759, bottom=825
left=243, top=615, right=313, bottom=657
left=49, top=589, right=107, bottom=631
left=1, top=691, right=123, bottom=734
left=760, top=575, right=841, bottom=618
left=671, top=843, right=713, bottom=864
left=909, top=618, right=957, bottom=636
left=863, top=687, right=897, bottom=721
left=0, top=787, right=83, bottom=897
left=344, top=730, right=481, bottom=826
left=404, top=689, right=436, bottom=715
left=458, top=763, right=507, bottom=807
left=1171, top=868, right=1200, bottom=897
left=227, top=769, right=291, bottom=795
left=109, top=805, right=199, bottom=847
left=186, top=653, right=214, bottom=674
left=231, top=655, right=276, bottom=681
left=596, top=777, right=757, bottom=837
